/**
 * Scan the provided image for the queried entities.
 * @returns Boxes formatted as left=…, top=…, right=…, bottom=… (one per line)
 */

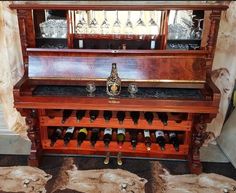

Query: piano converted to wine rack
left=10, top=1, right=228, bottom=174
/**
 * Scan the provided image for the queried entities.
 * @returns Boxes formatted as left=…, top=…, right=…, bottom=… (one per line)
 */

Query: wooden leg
left=26, top=109, right=41, bottom=167
left=189, top=115, right=208, bottom=174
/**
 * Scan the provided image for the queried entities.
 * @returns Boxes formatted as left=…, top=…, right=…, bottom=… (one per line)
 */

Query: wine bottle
left=61, top=110, right=73, bottom=124
left=130, top=130, right=138, bottom=150
left=157, top=112, right=168, bottom=126
left=89, top=110, right=99, bottom=123
left=76, top=110, right=86, bottom=123
left=117, top=128, right=126, bottom=146
left=106, top=63, right=121, bottom=96
left=103, top=111, right=112, bottom=123
left=144, top=112, right=154, bottom=125
left=50, top=127, right=63, bottom=147
left=117, top=111, right=125, bottom=124
left=117, top=152, right=123, bottom=166
left=155, top=130, right=165, bottom=151
left=130, top=111, right=140, bottom=125
left=103, top=128, right=112, bottom=148
left=104, top=152, right=110, bottom=165
left=63, top=126, right=75, bottom=146
left=144, top=130, right=151, bottom=151
left=77, top=128, right=88, bottom=147
left=90, top=128, right=100, bottom=147
left=169, top=132, right=180, bottom=152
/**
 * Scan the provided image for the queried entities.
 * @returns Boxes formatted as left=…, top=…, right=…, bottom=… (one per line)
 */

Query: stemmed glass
left=76, top=11, right=87, bottom=34
left=112, top=10, right=121, bottom=34
left=125, top=11, right=133, bottom=35
left=101, top=10, right=110, bottom=34
left=136, top=11, right=146, bottom=36
left=191, top=18, right=204, bottom=40
left=148, top=11, right=158, bottom=37
left=89, top=10, right=98, bottom=34
left=86, top=83, right=96, bottom=97
left=128, top=83, right=138, bottom=98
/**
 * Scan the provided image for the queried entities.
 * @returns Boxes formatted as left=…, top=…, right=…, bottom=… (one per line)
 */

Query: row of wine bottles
left=50, top=127, right=181, bottom=152
left=59, top=110, right=176, bottom=125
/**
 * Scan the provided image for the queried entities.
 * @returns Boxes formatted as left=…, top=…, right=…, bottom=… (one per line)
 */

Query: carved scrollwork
left=25, top=109, right=40, bottom=166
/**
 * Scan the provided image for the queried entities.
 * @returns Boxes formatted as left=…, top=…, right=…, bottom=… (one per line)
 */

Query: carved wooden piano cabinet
left=10, top=1, right=228, bottom=174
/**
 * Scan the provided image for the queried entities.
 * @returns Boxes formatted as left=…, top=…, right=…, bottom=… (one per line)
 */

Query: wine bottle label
left=107, top=82, right=121, bottom=96
left=155, top=130, right=164, bottom=137
left=79, top=128, right=88, bottom=135
left=117, top=128, right=125, bottom=135
left=66, top=127, right=75, bottom=134
left=169, top=132, right=176, bottom=138
left=104, top=128, right=112, bottom=135
left=144, top=130, right=150, bottom=137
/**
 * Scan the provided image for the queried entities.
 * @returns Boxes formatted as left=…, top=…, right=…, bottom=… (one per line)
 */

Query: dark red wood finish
left=10, top=1, right=227, bottom=173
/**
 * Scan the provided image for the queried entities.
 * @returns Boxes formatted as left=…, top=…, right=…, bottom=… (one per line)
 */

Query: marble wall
left=207, top=1, right=236, bottom=142
left=0, top=1, right=236, bottom=143
left=0, top=1, right=27, bottom=138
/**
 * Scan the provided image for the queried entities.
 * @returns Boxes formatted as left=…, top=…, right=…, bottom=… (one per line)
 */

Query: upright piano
left=10, top=1, right=228, bottom=174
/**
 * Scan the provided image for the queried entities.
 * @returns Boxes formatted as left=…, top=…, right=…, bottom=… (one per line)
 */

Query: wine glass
left=125, top=11, right=133, bottom=35
left=148, top=11, right=158, bottom=37
left=112, top=10, right=121, bottom=34
left=89, top=10, right=98, bottom=34
left=86, top=83, right=96, bottom=97
left=101, top=10, right=110, bottom=34
left=76, top=11, right=87, bottom=34
left=136, top=11, right=146, bottom=36
left=191, top=18, right=204, bottom=40
left=128, top=83, right=138, bottom=98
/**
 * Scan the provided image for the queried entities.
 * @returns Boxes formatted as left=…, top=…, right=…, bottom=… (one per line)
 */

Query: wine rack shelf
left=42, top=140, right=189, bottom=156
left=40, top=110, right=191, bottom=131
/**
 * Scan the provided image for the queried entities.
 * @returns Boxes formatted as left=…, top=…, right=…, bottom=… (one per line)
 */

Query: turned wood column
left=25, top=109, right=41, bottom=167
left=17, top=9, right=36, bottom=66
left=206, top=10, right=222, bottom=72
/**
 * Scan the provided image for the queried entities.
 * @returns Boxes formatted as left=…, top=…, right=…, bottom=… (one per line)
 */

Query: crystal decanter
left=106, top=63, right=121, bottom=96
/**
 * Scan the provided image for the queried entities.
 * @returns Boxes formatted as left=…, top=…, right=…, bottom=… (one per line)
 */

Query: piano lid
left=27, top=49, right=207, bottom=87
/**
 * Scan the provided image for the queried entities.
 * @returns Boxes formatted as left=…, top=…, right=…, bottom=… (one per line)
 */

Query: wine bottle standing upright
left=117, top=128, right=126, bottom=147
left=106, top=63, right=121, bottom=96
left=155, top=130, right=166, bottom=151
left=63, top=126, right=75, bottom=146
left=144, top=112, right=154, bottom=125
left=157, top=112, right=168, bottom=126
left=89, top=110, right=99, bottom=123
left=144, top=130, right=152, bottom=151
left=61, top=110, right=73, bottom=123
left=90, top=128, right=100, bottom=147
left=76, top=110, right=86, bottom=122
left=103, top=128, right=112, bottom=148
left=77, top=128, right=88, bottom=147
left=117, top=111, right=125, bottom=124
left=130, top=130, right=138, bottom=150
left=50, top=127, right=63, bottom=147
left=169, top=132, right=180, bottom=152
left=130, top=111, right=140, bottom=125
left=103, top=111, right=112, bottom=123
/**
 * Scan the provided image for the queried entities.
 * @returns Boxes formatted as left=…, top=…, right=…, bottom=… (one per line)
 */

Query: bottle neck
left=110, top=63, right=118, bottom=77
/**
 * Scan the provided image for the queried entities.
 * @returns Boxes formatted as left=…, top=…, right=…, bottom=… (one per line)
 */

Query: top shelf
left=10, top=1, right=228, bottom=11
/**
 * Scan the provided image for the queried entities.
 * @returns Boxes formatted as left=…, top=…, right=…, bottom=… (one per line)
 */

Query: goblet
left=191, top=18, right=204, bottom=40
left=128, top=83, right=138, bottom=98
left=112, top=10, right=121, bottom=34
left=136, top=11, right=146, bottom=36
left=101, top=10, right=110, bottom=34
left=125, top=11, right=133, bottom=35
left=86, top=83, right=96, bottom=97
left=89, top=10, right=98, bottom=34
